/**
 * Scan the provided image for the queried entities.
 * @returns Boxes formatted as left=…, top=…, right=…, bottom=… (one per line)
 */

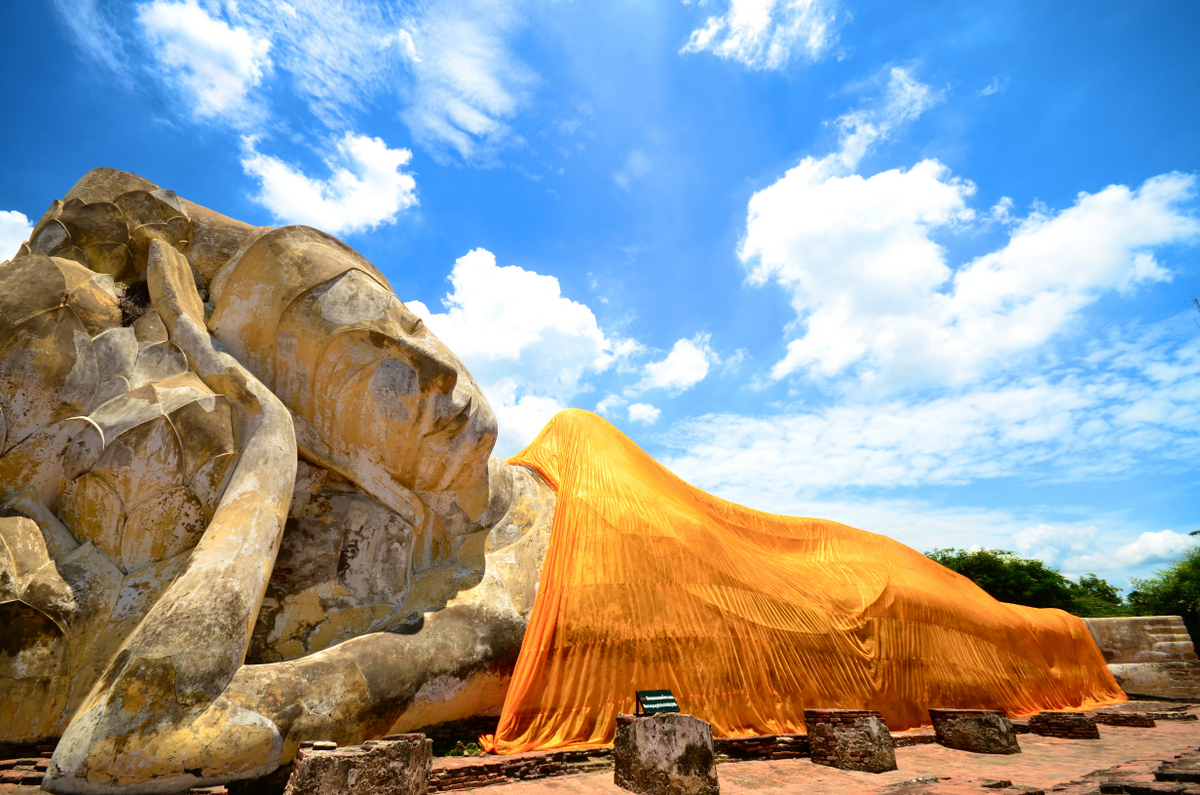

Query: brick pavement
left=3, top=707, right=1196, bottom=795
left=487, top=718, right=1200, bottom=795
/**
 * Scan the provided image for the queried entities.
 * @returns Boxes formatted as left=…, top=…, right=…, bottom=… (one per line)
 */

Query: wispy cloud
left=241, top=132, right=418, bottom=234
left=614, top=150, right=652, bottom=190
left=399, top=0, right=536, bottom=162
left=834, top=67, right=944, bottom=170
left=681, top=0, right=839, bottom=70
left=53, top=0, right=537, bottom=165
left=662, top=318, right=1200, bottom=500
left=228, top=0, right=397, bottom=128
left=220, top=0, right=536, bottom=159
left=50, top=0, right=130, bottom=78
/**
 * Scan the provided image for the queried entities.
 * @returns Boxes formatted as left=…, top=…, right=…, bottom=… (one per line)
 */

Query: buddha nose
left=401, top=339, right=458, bottom=396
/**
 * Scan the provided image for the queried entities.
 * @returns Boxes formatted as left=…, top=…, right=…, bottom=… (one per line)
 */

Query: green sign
left=635, top=690, right=679, bottom=715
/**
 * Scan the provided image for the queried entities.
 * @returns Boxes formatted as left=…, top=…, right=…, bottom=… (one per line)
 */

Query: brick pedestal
left=613, top=713, right=719, bottom=795
left=1091, top=711, right=1157, bottom=728
left=803, top=709, right=897, bottom=773
left=714, top=734, right=809, bottom=760
left=928, top=709, right=1021, bottom=754
left=282, top=734, right=432, bottom=795
left=1029, top=712, right=1101, bottom=739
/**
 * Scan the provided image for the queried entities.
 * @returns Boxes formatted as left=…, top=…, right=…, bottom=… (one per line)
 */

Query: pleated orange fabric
left=482, top=410, right=1124, bottom=754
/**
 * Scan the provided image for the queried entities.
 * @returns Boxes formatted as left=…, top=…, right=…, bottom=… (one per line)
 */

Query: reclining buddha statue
left=0, top=168, right=1123, bottom=794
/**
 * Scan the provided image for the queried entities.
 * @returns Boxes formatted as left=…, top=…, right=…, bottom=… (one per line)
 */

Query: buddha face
left=207, top=225, right=498, bottom=521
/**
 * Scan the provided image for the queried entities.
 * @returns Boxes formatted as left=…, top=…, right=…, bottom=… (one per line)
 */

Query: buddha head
left=207, top=224, right=499, bottom=527
left=17, top=168, right=500, bottom=534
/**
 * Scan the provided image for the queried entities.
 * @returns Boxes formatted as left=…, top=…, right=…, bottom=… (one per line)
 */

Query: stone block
left=928, top=709, right=1021, bottom=754
left=283, top=734, right=432, bottom=795
left=613, top=713, right=719, bottom=795
left=1029, top=711, right=1101, bottom=739
left=804, top=709, right=897, bottom=773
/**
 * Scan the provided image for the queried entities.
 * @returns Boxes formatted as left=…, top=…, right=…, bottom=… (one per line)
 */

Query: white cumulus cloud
left=1066, top=530, right=1194, bottom=573
left=739, top=70, right=1200, bottom=391
left=637, top=334, right=718, bottom=394
left=241, top=132, right=418, bottom=234
left=628, top=403, right=662, bottom=425
left=595, top=394, right=626, bottom=417
left=681, top=0, right=839, bottom=70
left=0, top=211, right=33, bottom=262
left=138, top=0, right=273, bottom=122
left=409, top=248, right=635, bottom=455
left=746, top=167, right=1197, bottom=389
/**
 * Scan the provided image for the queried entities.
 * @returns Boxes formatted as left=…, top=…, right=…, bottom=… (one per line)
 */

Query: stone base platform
left=282, top=735, right=432, bottom=795
left=804, top=709, right=897, bottom=773
left=613, top=713, right=719, bottom=795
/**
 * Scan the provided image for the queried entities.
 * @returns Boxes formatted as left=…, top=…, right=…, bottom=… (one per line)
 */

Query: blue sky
left=2, top=0, right=1198, bottom=589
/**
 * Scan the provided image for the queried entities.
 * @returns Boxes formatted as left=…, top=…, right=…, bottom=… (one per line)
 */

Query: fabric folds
left=483, top=410, right=1124, bottom=754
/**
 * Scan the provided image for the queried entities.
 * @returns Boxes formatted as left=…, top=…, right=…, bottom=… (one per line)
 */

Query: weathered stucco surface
left=613, top=714, right=719, bottom=795
left=0, top=168, right=555, bottom=793
left=1084, top=616, right=1200, bottom=700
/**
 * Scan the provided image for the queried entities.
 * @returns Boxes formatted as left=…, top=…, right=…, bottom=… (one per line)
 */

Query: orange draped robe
left=483, top=410, right=1124, bottom=754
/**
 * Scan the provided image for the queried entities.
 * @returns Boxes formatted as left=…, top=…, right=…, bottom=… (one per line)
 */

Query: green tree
left=924, top=548, right=1129, bottom=616
left=925, top=548, right=1074, bottom=610
left=1065, top=573, right=1130, bottom=617
left=1128, top=545, right=1200, bottom=640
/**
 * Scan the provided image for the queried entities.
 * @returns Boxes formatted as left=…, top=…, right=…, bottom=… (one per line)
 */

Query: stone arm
left=43, top=240, right=297, bottom=794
